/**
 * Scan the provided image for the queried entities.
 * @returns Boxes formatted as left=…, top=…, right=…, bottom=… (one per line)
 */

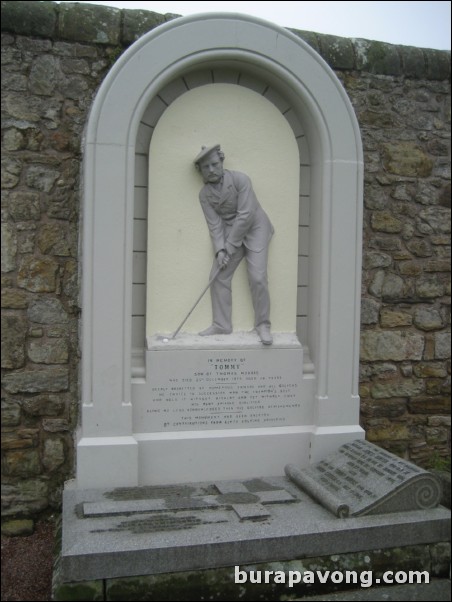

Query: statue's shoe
left=256, top=324, right=273, bottom=345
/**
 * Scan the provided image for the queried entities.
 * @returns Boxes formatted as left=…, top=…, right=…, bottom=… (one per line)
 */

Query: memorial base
left=54, top=477, right=451, bottom=601
left=130, top=332, right=314, bottom=484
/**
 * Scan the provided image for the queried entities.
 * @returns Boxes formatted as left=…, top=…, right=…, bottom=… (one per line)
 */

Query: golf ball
left=162, top=338, right=169, bottom=343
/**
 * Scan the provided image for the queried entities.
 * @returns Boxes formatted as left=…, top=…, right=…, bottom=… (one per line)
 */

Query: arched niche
left=78, top=14, right=364, bottom=488
left=146, top=83, right=300, bottom=336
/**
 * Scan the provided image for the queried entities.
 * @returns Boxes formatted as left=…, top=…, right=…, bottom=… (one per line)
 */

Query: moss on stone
left=122, top=9, right=167, bottom=45
left=319, top=34, right=355, bottom=70
left=1, top=518, right=34, bottom=536
left=59, top=2, right=121, bottom=45
left=366, top=40, right=402, bottom=75
left=0, top=0, right=57, bottom=38
left=53, top=582, right=104, bottom=602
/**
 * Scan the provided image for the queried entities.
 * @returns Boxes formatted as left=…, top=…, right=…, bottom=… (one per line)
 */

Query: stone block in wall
left=426, top=426, right=449, bottom=445
left=1, top=479, right=49, bottom=518
left=3, top=127, right=26, bottom=150
left=424, top=48, right=451, bottom=81
left=425, top=260, right=451, bottom=273
left=354, top=39, right=401, bottom=75
left=359, top=110, right=398, bottom=129
left=1, top=429, right=39, bottom=451
left=399, top=46, right=426, bottom=79
left=363, top=251, right=392, bottom=269
left=360, top=297, right=380, bottom=324
left=369, top=236, right=402, bottom=252
left=0, top=0, right=57, bottom=38
left=8, top=191, right=41, bottom=222
left=318, top=34, right=355, bottom=70
left=406, top=238, right=433, bottom=257
left=371, top=378, right=425, bottom=399
left=59, top=2, right=121, bottom=45
left=366, top=420, right=410, bottom=442
left=60, top=57, right=90, bottom=75
left=1, top=519, right=34, bottom=536
left=62, top=259, right=79, bottom=304
left=3, top=449, right=41, bottom=477
left=25, top=165, right=60, bottom=193
left=408, top=397, right=451, bottom=414
left=28, top=339, right=69, bottom=364
left=28, top=54, right=61, bottom=96
left=360, top=363, right=398, bottom=380
left=1, top=224, right=17, bottom=273
left=380, top=308, right=413, bottom=328
left=399, top=261, right=423, bottom=276
left=22, top=395, right=65, bottom=417
left=413, top=307, right=444, bottom=331
left=42, top=419, right=70, bottom=433
left=17, top=229, right=36, bottom=254
left=435, top=332, right=451, bottom=359
left=381, top=273, right=414, bottom=302
left=17, top=257, right=58, bottom=292
left=415, top=275, right=445, bottom=299
left=369, top=270, right=409, bottom=299
left=361, top=331, right=424, bottom=361
left=1, top=401, right=21, bottom=427
left=371, top=211, right=403, bottom=233
left=27, top=297, right=69, bottom=324
left=418, top=207, right=451, bottom=235
left=2, top=367, right=69, bottom=394
left=1, top=314, right=27, bottom=369
left=37, top=223, right=74, bottom=256
left=42, top=437, right=65, bottom=472
left=414, top=363, right=448, bottom=378
left=381, top=142, right=433, bottom=177
left=361, top=398, right=407, bottom=419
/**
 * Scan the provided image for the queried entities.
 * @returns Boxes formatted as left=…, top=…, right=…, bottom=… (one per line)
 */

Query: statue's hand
left=216, top=250, right=230, bottom=269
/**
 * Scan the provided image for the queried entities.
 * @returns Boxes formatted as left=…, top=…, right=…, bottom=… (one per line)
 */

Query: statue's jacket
left=199, top=169, right=274, bottom=254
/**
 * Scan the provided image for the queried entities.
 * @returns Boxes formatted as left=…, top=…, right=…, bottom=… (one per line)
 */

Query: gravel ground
left=1, top=519, right=55, bottom=601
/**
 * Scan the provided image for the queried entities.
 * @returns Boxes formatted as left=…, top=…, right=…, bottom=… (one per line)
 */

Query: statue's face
left=199, top=151, right=224, bottom=184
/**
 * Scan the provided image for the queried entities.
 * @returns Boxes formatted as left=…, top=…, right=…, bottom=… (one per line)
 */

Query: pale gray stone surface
left=285, top=440, right=442, bottom=518
left=60, top=477, right=450, bottom=582
left=360, top=331, right=424, bottom=361
left=27, top=298, right=69, bottom=324
left=147, top=331, right=302, bottom=350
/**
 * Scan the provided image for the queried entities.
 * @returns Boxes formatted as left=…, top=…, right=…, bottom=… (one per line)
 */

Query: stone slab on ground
left=60, top=476, right=450, bottom=583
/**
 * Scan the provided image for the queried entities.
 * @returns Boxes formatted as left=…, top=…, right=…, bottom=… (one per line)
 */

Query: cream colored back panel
left=145, top=84, right=300, bottom=336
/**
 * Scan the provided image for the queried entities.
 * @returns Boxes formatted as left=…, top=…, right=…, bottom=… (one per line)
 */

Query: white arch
left=78, top=14, right=364, bottom=487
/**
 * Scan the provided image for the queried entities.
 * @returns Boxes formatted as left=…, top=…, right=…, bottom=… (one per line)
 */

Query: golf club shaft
left=171, top=264, right=223, bottom=339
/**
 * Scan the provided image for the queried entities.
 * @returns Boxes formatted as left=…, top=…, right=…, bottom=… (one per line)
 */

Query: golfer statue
left=194, top=144, right=274, bottom=345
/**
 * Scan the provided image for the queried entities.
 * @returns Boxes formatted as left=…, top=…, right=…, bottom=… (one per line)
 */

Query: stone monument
left=76, top=13, right=364, bottom=489
left=285, top=439, right=443, bottom=517
left=55, top=13, right=450, bottom=600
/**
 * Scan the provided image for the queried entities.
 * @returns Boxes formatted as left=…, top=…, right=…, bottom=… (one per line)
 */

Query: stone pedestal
left=131, top=333, right=310, bottom=483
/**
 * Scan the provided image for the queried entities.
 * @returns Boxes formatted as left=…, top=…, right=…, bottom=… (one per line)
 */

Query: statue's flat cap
left=194, top=144, right=221, bottom=164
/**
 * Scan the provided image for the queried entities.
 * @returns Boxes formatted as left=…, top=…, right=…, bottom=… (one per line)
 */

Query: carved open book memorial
left=285, top=439, right=442, bottom=518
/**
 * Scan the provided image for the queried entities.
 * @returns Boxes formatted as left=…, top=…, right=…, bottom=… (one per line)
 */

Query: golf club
left=170, top=263, right=223, bottom=340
